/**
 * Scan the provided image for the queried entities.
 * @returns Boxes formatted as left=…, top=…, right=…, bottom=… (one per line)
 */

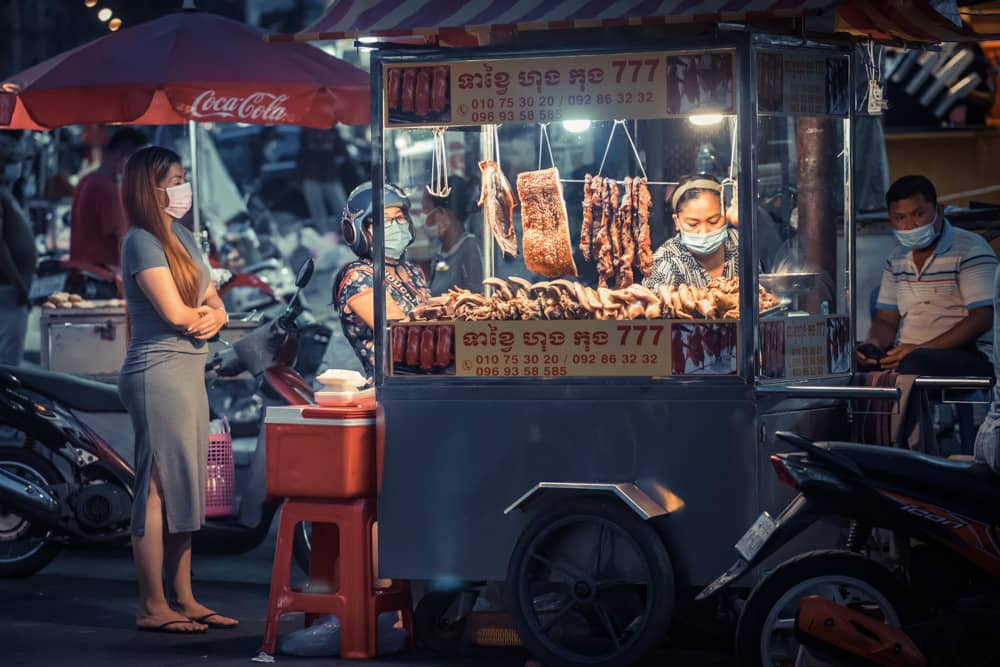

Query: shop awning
left=267, top=0, right=981, bottom=44
left=267, top=0, right=841, bottom=43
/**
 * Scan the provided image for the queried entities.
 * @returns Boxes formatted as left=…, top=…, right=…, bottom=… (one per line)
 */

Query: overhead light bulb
left=97, top=8, right=112, bottom=21
left=109, top=18, right=122, bottom=31
left=84, top=0, right=97, bottom=7
left=689, top=114, right=724, bottom=127
left=562, top=119, right=592, bottom=133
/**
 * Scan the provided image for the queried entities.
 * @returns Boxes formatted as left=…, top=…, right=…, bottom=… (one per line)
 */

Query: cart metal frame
left=366, top=27, right=896, bottom=590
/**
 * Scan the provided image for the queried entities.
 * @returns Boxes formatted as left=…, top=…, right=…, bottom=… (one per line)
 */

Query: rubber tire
left=292, top=520, right=311, bottom=575
left=0, top=447, right=64, bottom=577
left=506, top=497, right=675, bottom=667
left=735, top=550, right=909, bottom=667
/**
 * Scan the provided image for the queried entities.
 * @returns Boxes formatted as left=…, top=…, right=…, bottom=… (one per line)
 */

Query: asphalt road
left=0, top=524, right=735, bottom=667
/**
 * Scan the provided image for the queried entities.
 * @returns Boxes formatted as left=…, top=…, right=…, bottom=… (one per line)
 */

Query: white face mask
left=158, top=182, right=192, bottom=219
left=892, top=211, right=939, bottom=249
left=384, top=223, right=412, bottom=259
left=680, top=225, right=728, bottom=256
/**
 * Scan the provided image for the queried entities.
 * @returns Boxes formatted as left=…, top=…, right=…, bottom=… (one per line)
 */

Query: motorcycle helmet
left=341, top=181, right=413, bottom=258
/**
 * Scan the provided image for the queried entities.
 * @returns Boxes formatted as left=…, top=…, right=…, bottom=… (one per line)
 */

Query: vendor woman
left=643, top=174, right=739, bottom=291
left=333, top=182, right=430, bottom=384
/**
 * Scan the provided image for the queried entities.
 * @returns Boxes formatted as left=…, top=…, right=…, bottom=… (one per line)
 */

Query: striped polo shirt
left=876, top=219, right=998, bottom=351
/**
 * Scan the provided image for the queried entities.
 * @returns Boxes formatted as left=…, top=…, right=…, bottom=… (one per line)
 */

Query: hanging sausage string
left=426, top=127, right=451, bottom=197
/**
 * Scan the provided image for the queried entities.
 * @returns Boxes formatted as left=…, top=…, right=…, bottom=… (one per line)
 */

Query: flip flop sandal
left=138, top=619, right=207, bottom=634
left=192, top=613, right=239, bottom=629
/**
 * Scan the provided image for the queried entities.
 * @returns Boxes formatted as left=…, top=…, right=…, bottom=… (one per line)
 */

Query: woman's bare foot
left=137, top=604, right=208, bottom=633
left=170, top=599, right=239, bottom=629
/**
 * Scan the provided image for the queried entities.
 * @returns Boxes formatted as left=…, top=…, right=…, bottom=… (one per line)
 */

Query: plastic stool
left=258, top=497, right=414, bottom=659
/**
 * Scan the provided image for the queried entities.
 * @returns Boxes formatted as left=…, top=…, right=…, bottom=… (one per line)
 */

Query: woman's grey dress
left=119, top=222, right=210, bottom=536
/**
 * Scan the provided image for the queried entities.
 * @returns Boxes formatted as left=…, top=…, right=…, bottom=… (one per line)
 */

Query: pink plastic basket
left=205, top=429, right=235, bottom=517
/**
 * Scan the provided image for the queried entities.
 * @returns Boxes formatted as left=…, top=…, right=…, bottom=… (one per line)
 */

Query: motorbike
left=791, top=595, right=926, bottom=667
left=35, top=250, right=326, bottom=438
left=0, top=260, right=317, bottom=578
left=697, top=431, right=1000, bottom=667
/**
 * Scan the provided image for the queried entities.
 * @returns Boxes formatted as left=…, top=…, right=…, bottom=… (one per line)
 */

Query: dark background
left=0, top=0, right=329, bottom=78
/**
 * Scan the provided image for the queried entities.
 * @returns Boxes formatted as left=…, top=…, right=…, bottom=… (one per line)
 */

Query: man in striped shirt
left=858, top=175, right=997, bottom=377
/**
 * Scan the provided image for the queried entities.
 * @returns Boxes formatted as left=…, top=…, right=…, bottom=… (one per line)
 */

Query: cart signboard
left=384, top=51, right=734, bottom=128
left=454, top=319, right=673, bottom=378
left=785, top=316, right=828, bottom=379
left=757, top=52, right=850, bottom=117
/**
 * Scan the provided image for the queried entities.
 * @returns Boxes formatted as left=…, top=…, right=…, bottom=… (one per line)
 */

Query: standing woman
left=118, top=146, right=237, bottom=633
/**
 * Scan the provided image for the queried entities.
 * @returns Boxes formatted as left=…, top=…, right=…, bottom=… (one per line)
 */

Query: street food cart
left=368, top=33, right=866, bottom=666
left=278, top=2, right=990, bottom=665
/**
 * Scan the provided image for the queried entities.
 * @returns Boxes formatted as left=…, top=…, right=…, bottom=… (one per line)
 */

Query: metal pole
left=371, top=53, right=386, bottom=388
left=737, top=35, right=757, bottom=382
left=187, top=120, right=201, bottom=240
left=796, top=116, right=836, bottom=314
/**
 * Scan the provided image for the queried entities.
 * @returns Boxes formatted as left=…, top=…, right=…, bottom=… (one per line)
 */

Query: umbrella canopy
left=0, top=5, right=370, bottom=130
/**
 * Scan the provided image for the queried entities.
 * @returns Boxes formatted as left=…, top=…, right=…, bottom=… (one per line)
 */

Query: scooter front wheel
left=735, top=549, right=909, bottom=667
left=0, top=447, right=64, bottom=577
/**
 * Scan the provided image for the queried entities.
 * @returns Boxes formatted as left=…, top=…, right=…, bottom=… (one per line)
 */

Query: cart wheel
left=414, top=590, right=467, bottom=651
left=735, top=550, right=908, bottom=667
left=292, top=520, right=311, bottom=574
left=506, top=497, right=674, bottom=667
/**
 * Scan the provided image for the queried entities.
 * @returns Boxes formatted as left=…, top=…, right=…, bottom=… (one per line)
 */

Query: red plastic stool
left=258, top=497, right=414, bottom=659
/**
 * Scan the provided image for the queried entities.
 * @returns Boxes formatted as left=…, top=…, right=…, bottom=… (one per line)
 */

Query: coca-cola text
left=190, top=90, right=289, bottom=122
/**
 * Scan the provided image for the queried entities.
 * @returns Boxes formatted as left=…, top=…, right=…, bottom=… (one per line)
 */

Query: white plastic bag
left=974, top=412, right=1000, bottom=472
left=279, top=612, right=407, bottom=657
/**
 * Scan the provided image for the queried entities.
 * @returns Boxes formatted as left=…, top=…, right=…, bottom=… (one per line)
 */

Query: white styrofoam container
left=40, top=305, right=126, bottom=382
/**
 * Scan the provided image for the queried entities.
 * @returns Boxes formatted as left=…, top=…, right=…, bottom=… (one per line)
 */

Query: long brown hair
left=121, top=146, right=200, bottom=307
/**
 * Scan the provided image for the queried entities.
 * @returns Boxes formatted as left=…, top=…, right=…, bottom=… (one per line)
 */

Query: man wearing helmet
left=333, top=182, right=430, bottom=384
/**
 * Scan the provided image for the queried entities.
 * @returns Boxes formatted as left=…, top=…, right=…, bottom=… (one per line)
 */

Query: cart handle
left=756, top=385, right=900, bottom=401
left=911, top=376, right=994, bottom=390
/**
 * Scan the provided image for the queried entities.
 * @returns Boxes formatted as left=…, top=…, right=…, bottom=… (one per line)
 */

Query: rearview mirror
left=295, top=259, right=314, bottom=289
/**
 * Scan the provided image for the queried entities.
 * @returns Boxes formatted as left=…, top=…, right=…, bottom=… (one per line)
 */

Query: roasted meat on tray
left=407, top=278, right=778, bottom=322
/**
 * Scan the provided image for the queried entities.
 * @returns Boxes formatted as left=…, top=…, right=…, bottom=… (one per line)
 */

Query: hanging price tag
left=867, top=79, right=884, bottom=115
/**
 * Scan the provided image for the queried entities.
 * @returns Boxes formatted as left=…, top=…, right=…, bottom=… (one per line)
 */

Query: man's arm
left=881, top=306, right=992, bottom=370
left=866, top=308, right=901, bottom=350
left=858, top=265, right=901, bottom=367
left=882, top=246, right=998, bottom=370
left=922, top=306, right=993, bottom=349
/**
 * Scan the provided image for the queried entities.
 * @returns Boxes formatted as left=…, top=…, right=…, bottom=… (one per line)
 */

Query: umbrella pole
left=187, top=119, right=201, bottom=241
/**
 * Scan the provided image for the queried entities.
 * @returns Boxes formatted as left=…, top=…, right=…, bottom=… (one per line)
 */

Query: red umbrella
left=0, top=2, right=370, bottom=130
left=0, top=1, right=370, bottom=237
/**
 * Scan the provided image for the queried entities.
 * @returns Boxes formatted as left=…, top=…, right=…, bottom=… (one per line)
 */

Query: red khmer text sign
left=384, top=51, right=734, bottom=128
left=455, top=320, right=672, bottom=377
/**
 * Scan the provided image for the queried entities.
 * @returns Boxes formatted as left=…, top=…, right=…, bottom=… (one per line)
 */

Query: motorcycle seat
left=819, top=441, right=1000, bottom=510
left=0, top=365, right=124, bottom=412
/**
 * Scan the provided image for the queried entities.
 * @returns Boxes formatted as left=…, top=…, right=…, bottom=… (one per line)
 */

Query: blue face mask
left=680, top=225, right=728, bottom=256
left=383, top=222, right=412, bottom=259
left=893, top=213, right=939, bottom=250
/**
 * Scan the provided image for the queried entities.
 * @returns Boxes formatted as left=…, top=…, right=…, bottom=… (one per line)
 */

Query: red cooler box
left=265, top=405, right=377, bottom=499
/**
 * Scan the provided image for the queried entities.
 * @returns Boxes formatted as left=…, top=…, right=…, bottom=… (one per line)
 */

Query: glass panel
left=755, top=114, right=851, bottom=379
left=370, top=50, right=754, bottom=382
left=383, top=116, right=748, bottom=380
